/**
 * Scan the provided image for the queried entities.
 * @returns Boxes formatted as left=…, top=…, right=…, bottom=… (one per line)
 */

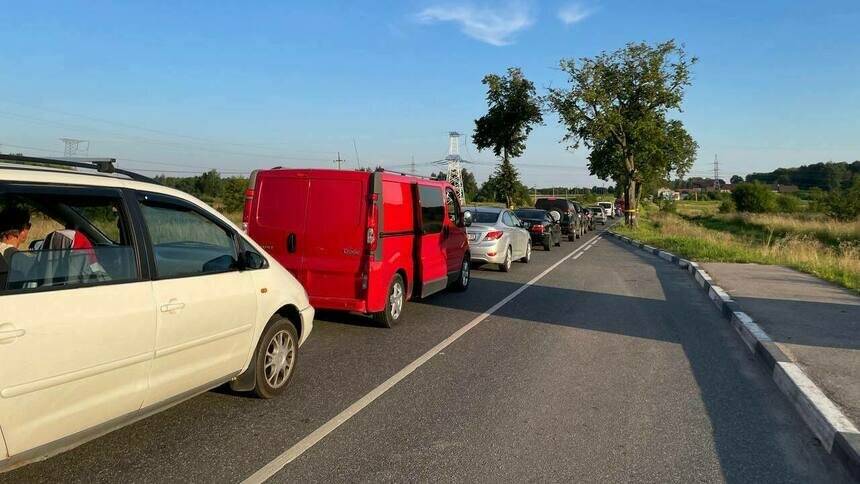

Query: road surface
left=3, top=225, right=851, bottom=483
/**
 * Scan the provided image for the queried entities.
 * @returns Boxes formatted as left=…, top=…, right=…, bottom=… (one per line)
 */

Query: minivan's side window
left=1, top=189, right=138, bottom=293
left=419, top=185, right=445, bottom=234
left=445, top=189, right=462, bottom=226
left=139, top=197, right=238, bottom=278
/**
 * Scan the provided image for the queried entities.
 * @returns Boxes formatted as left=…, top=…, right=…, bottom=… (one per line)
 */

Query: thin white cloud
left=557, top=3, right=591, bottom=25
left=417, top=2, right=534, bottom=46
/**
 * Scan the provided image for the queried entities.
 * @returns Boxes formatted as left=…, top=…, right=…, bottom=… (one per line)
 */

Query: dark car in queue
left=513, top=208, right=562, bottom=251
left=534, top=198, right=581, bottom=242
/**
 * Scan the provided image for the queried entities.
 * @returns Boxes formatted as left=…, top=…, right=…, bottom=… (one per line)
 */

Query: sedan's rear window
left=514, top=209, right=545, bottom=219
left=472, top=211, right=500, bottom=224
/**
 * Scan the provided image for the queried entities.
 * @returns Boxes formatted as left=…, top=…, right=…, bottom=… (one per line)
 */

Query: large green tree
left=548, top=40, right=698, bottom=226
left=472, top=67, right=543, bottom=208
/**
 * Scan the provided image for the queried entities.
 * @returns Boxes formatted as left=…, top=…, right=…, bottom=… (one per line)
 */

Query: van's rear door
left=250, top=172, right=309, bottom=281
left=303, top=172, right=367, bottom=305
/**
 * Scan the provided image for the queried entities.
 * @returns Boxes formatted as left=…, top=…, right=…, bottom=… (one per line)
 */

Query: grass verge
left=615, top=210, right=860, bottom=293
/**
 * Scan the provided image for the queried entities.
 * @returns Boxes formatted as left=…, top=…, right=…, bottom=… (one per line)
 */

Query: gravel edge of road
left=607, top=230, right=860, bottom=481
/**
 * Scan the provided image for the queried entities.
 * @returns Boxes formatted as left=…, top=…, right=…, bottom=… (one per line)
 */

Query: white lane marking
left=242, top=231, right=605, bottom=484
left=573, top=252, right=583, bottom=260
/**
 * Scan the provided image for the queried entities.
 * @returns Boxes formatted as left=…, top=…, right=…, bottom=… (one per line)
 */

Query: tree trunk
left=625, top=179, right=638, bottom=228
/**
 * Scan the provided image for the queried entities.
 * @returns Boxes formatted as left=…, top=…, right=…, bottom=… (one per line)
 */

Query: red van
left=243, top=168, right=471, bottom=327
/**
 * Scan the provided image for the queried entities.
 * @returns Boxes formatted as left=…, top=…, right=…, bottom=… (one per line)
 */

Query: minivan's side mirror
left=463, top=210, right=473, bottom=227
left=244, top=250, right=267, bottom=270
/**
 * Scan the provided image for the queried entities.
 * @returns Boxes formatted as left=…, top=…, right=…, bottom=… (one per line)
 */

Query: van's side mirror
left=463, top=210, right=473, bottom=227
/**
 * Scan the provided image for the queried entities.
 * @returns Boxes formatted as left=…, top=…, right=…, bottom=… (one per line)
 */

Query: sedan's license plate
left=468, top=234, right=478, bottom=241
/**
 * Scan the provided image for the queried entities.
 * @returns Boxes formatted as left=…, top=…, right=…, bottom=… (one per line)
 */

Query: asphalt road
left=3, top=224, right=852, bottom=483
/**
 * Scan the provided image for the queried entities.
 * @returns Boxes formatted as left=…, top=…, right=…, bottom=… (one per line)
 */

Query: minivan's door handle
left=0, top=324, right=25, bottom=344
left=160, top=302, right=186, bottom=313
left=287, top=233, right=297, bottom=253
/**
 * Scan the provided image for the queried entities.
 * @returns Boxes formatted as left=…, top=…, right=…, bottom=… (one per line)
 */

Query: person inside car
left=0, top=206, right=31, bottom=263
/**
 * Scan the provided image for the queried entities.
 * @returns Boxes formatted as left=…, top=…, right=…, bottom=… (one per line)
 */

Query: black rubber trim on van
left=370, top=171, right=384, bottom=261
left=380, top=230, right=413, bottom=238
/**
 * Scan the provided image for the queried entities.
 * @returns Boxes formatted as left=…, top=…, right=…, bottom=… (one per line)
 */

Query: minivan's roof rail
left=0, top=154, right=159, bottom=185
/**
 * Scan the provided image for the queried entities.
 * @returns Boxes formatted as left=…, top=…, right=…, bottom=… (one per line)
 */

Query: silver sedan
left=464, top=207, right=532, bottom=272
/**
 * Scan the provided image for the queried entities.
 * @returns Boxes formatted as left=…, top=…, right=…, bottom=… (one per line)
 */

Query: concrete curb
left=606, top=230, right=860, bottom=480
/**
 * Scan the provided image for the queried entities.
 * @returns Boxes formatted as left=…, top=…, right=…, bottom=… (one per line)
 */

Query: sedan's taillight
left=530, top=225, right=544, bottom=233
left=484, top=230, right=504, bottom=241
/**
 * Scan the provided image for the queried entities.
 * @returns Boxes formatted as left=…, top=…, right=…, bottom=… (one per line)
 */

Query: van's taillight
left=484, top=230, right=503, bottom=240
left=367, top=194, right=379, bottom=256
left=242, top=188, right=255, bottom=232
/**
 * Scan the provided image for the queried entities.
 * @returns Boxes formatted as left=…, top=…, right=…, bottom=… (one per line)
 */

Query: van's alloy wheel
left=374, top=274, right=404, bottom=328
left=452, top=257, right=470, bottom=291
left=253, top=317, right=298, bottom=399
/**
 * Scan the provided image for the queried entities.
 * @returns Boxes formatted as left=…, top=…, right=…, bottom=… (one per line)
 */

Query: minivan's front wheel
left=451, top=257, right=470, bottom=291
left=374, top=274, right=405, bottom=328
left=253, top=317, right=298, bottom=399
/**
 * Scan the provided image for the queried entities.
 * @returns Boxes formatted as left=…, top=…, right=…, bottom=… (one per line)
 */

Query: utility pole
left=60, top=138, right=89, bottom=157
left=333, top=152, right=345, bottom=170
left=713, top=154, right=720, bottom=191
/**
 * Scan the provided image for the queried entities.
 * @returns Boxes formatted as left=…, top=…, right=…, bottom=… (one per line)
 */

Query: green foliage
left=718, top=198, right=736, bottom=213
left=476, top=171, right=532, bottom=207
left=155, top=171, right=249, bottom=213
left=730, top=175, right=743, bottom=185
left=658, top=199, right=677, bottom=213
left=746, top=161, right=860, bottom=191
left=547, top=40, right=698, bottom=224
left=776, top=194, right=802, bottom=213
left=732, top=182, right=776, bottom=213
left=813, top=176, right=860, bottom=221
left=472, top=67, right=543, bottom=207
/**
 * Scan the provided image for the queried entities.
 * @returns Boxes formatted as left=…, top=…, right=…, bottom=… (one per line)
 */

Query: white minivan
left=597, top=201, right=614, bottom=219
left=0, top=156, right=314, bottom=471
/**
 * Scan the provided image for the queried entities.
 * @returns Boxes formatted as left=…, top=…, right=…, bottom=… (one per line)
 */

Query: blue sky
left=1, top=0, right=858, bottom=187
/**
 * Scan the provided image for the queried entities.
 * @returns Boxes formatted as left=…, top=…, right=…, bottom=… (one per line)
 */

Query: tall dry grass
left=617, top=211, right=860, bottom=293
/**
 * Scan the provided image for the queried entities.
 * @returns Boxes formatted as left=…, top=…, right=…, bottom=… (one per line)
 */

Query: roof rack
left=0, top=154, right=159, bottom=184
left=373, top=167, right=437, bottom=181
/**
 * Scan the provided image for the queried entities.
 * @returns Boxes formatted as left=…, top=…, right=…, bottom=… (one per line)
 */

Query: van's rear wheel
left=374, top=274, right=405, bottom=328
left=451, top=257, right=470, bottom=291
left=252, top=317, right=298, bottom=399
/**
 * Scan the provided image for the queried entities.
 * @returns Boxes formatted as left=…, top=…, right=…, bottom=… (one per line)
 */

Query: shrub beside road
left=615, top=202, right=860, bottom=292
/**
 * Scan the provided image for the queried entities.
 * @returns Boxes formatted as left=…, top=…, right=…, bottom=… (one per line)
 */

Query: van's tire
left=520, top=243, right=531, bottom=263
left=568, top=233, right=575, bottom=242
left=252, top=317, right=298, bottom=399
left=451, top=257, right=470, bottom=291
left=499, top=246, right=512, bottom=272
left=543, top=238, right=551, bottom=251
left=374, top=274, right=405, bottom=328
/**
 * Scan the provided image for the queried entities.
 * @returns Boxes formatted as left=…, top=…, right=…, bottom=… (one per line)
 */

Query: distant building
left=657, top=187, right=681, bottom=201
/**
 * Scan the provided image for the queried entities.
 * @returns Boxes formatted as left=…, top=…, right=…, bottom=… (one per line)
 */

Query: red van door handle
left=287, top=233, right=297, bottom=253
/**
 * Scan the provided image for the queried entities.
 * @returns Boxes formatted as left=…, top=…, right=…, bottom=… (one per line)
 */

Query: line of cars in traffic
left=0, top=158, right=615, bottom=471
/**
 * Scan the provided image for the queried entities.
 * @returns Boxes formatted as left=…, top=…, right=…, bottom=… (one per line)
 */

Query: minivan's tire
left=451, top=257, right=470, bottom=291
left=374, top=274, right=405, bottom=328
left=520, top=243, right=531, bottom=263
left=543, top=238, right=551, bottom=251
left=252, top=317, right=298, bottom=399
left=499, top=246, right=512, bottom=272
left=568, top=233, right=575, bottom=242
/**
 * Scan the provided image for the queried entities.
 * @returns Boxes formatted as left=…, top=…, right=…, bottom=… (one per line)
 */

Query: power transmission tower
left=60, top=138, right=89, bottom=157
left=333, top=152, right=345, bottom=170
left=445, top=132, right=464, bottom=203
left=713, top=154, right=720, bottom=191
